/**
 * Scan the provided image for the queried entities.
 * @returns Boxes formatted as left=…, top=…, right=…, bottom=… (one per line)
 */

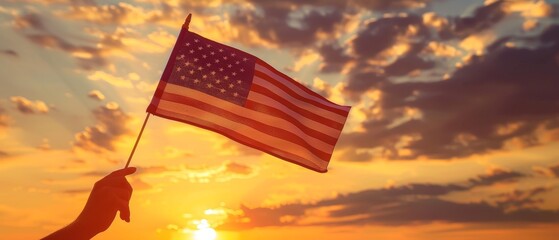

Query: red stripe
left=153, top=108, right=327, bottom=173
left=255, top=59, right=344, bottom=108
left=160, top=92, right=331, bottom=162
left=253, top=70, right=350, bottom=117
left=250, top=84, right=344, bottom=130
left=245, top=99, right=337, bottom=145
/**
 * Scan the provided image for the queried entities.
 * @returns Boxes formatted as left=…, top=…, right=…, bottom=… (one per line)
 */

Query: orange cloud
left=87, top=90, right=105, bottom=101
left=10, top=96, right=49, bottom=114
left=73, top=102, right=132, bottom=152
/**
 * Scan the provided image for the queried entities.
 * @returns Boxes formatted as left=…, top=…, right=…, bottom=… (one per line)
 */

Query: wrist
left=69, top=218, right=98, bottom=240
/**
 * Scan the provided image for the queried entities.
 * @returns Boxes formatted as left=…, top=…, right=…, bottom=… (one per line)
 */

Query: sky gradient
left=1, top=0, right=559, bottom=239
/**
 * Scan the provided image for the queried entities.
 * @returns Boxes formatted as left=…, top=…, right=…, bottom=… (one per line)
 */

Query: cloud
left=10, top=96, right=49, bottom=114
left=450, top=0, right=506, bottom=38
left=13, top=11, right=173, bottom=70
left=218, top=171, right=558, bottom=230
left=468, top=168, right=525, bottom=187
left=87, top=90, right=105, bottom=101
left=493, top=186, right=553, bottom=211
left=230, top=4, right=345, bottom=48
left=0, top=49, right=18, bottom=57
left=73, top=102, right=132, bottom=152
left=0, top=106, right=8, bottom=127
left=339, top=25, right=559, bottom=160
left=59, top=2, right=183, bottom=27
left=533, top=163, right=559, bottom=178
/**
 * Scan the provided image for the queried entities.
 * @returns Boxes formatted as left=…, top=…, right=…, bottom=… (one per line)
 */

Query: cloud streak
left=219, top=169, right=558, bottom=230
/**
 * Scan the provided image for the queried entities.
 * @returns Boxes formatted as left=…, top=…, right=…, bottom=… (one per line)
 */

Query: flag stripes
left=147, top=27, right=350, bottom=172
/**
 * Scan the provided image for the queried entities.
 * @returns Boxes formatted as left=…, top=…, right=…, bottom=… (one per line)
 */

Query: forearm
left=42, top=220, right=97, bottom=240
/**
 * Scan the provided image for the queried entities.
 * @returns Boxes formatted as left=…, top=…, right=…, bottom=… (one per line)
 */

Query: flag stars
left=176, top=67, right=182, bottom=72
left=180, top=75, right=186, bottom=80
left=215, top=59, right=220, bottom=63
left=189, top=70, right=195, bottom=74
left=185, top=42, right=191, bottom=46
left=194, top=79, right=200, bottom=83
left=223, top=56, right=228, bottom=60
left=194, top=39, right=199, bottom=42
left=237, top=80, right=242, bottom=84
left=189, top=50, right=195, bottom=54
left=203, top=75, right=208, bottom=79
left=198, top=46, right=203, bottom=50
left=232, top=72, right=237, bottom=76
left=215, top=79, right=221, bottom=84
left=194, top=58, right=199, bottom=62
left=197, top=66, right=204, bottom=71
left=233, top=92, right=239, bottom=97
left=184, top=61, right=191, bottom=66
left=228, top=83, right=234, bottom=88
left=228, top=64, right=233, bottom=68
left=224, top=76, right=229, bottom=80
left=211, top=71, right=216, bottom=75
left=206, top=63, right=212, bottom=67
left=202, top=54, right=207, bottom=58
left=206, top=44, right=211, bottom=48
left=243, top=57, right=248, bottom=61
left=219, top=48, right=224, bottom=52
left=220, top=88, right=226, bottom=93
left=219, top=68, right=224, bottom=72
left=206, top=83, right=213, bottom=88
left=240, top=68, right=245, bottom=72
left=236, top=61, right=240, bottom=64
left=210, top=51, right=215, bottom=55
left=231, top=53, right=236, bottom=57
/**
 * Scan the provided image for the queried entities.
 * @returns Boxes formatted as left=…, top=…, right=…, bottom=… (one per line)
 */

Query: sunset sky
left=1, top=0, right=559, bottom=239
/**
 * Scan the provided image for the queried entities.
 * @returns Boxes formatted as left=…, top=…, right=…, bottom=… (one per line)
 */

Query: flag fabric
left=147, top=25, right=351, bottom=173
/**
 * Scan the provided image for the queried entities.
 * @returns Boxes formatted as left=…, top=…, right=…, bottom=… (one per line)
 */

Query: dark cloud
left=450, top=0, right=506, bottom=38
left=0, top=50, right=18, bottom=57
left=534, top=163, right=559, bottom=178
left=318, top=42, right=352, bottom=73
left=231, top=5, right=344, bottom=48
left=244, top=0, right=431, bottom=11
left=73, top=103, right=132, bottom=152
left=343, top=15, right=433, bottom=96
left=219, top=174, right=558, bottom=230
left=494, top=187, right=552, bottom=211
left=339, top=25, right=559, bottom=160
left=468, top=169, right=525, bottom=187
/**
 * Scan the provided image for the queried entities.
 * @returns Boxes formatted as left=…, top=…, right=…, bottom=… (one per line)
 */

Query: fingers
left=105, top=187, right=132, bottom=223
left=108, top=167, right=137, bottom=178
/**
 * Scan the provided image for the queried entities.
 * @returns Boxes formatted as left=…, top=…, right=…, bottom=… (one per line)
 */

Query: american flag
left=147, top=28, right=350, bottom=173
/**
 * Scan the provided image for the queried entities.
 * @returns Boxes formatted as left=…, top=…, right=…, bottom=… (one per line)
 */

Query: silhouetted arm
left=43, top=167, right=136, bottom=240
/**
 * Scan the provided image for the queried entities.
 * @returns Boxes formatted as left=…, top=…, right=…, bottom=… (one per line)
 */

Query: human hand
left=76, top=167, right=136, bottom=237
left=43, top=167, right=136, bottom=240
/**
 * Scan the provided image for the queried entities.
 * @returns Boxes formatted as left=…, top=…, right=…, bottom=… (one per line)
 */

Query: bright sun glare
left=192, top=219, right=217, bottom=240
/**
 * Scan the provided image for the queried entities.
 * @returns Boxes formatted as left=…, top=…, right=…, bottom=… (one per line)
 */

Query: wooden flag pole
left=124, top=113, right=151, bottom=168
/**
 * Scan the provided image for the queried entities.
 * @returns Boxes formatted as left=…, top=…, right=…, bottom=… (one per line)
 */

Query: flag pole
left=124, top=113, right=151, bottom=168
left=123, top=14, right=191, bottom=169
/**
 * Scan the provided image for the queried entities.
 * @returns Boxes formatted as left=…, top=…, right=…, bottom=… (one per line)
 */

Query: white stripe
left=164, top=84, right=335, bottom=153
left=247, top=90, right=341, bottom=138
left=252, top=76, right=347, bottom=124
left=255, top=63, right=350, bottom=112
left=157, top=99, right=328, bottom=171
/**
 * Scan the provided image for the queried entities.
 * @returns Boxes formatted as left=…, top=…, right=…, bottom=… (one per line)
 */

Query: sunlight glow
left=192, top=219, right=217, bottom=240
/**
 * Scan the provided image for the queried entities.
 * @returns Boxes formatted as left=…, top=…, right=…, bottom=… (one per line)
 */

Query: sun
left=192, top=219, right=217, bottom=240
